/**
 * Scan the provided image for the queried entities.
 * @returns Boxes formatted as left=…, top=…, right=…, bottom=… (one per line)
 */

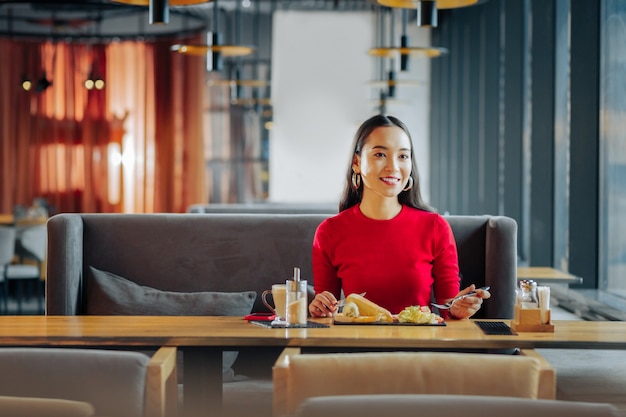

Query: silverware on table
left=431, top=286, right=490, bottom=310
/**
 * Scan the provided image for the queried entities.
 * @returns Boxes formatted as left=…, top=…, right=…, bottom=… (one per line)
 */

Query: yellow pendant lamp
left=113, top=0, right=212, bottom=24
left=368, top=7, right=448, bottom=59
left=377, top=0, right=479, bottom=9
left=170, top=0, right=254, bottom=71
left=170, top=42, right=255, bottom=57
left=368, top=46, right=448, bottom=58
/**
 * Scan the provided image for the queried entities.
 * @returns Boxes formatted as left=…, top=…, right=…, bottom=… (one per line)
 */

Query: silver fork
left=337, top=292, right=366, bottom=308
left=431, top=286, right=490, bottom=310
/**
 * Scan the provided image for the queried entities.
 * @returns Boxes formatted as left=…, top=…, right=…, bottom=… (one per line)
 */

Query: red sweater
left=312, top=205, right=460, bottom=314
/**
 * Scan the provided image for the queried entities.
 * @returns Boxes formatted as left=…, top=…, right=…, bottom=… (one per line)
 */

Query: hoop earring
left=403, top=176, right=413, bottom=192
left=351, top=172, right=361, bottom=190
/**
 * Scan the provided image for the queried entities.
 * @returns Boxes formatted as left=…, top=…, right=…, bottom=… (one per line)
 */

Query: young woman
left=308, top=114, right=490, bottom=319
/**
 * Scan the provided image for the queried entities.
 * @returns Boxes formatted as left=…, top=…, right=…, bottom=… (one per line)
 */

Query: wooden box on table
left=511, top=304, right=554, bottom=332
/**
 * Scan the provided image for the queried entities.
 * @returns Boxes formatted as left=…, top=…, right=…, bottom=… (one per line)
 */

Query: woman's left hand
left=448, top=284, right=491, bottom=319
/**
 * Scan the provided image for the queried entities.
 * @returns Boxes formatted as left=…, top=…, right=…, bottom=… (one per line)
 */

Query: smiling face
left=353, top=125, right=412, bottom=203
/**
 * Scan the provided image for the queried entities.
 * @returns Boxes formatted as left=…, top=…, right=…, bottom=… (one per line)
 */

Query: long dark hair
left=338, top=114, right=432, bottom=212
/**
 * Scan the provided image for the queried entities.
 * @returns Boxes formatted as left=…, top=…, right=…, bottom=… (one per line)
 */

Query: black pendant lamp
left=150, top=0, right=169, bottom=25
left=113, top=0, right=209, bottom=5
left=113, top=0, right=211, bottom=24
left=400, top=9, right=409, bottom=70
left=416, top=0, right=437, bottom=27
left=35, top=72, right=52, bottom=93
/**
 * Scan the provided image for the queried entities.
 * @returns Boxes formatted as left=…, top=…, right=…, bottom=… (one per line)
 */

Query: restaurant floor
left=536, top=302, right=626, bottom=417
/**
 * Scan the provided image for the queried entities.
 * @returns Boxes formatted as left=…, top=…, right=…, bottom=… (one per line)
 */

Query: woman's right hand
left=309, top=291, right=339, bottom=318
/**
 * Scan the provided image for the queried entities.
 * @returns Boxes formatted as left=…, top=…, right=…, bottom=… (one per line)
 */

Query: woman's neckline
left=356, top=203, right=404, bottom=221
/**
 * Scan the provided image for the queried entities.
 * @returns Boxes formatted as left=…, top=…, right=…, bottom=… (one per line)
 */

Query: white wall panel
left=270, top=10, right=431, bottom=204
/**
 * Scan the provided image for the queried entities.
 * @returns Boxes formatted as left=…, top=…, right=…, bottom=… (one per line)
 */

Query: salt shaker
left=286, top=267, right=307, bottom=325
left=519, top=280, right=539, bottom=309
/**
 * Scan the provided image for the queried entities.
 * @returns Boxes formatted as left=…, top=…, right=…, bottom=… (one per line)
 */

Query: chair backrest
left=295, top=394, right=621, bottom=417
left=273, top=350, right=544, bottom=417
left=18, top=224, right=47, bottom=262
left=47, top=213, right=517, bottom=318
left=187, top=203, right=338, bottom=214
left=0, top=226, right=17, bottom=266
left=0, top=348, right=150, bottom=417
left=444, top=215, right=517, bottom=319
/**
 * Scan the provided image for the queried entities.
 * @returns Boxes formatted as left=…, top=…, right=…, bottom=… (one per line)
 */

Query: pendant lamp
left=368, top=7, right=448, bottom=59
left=113, top=0, right=210, bottom=5
left=373, top=90, right=407, bottom=115
left=114, top=0, right=210, bottom=22
left=35, top=72, right=52, bottom=93
left=208, top=79, right=269, bottom=88
left=400, top=9, right=410, bottom=69
left=368, top=45, right=448, bottom=58
left=170, top=41, right=255, bottom=57
left=21, top=74, right=32, bottom=91
left=171, top=0, right=254, bottom=71
left=206, top=0, right=270, bottom=106
left=230, top=98, right=271, bottom=106
left=21, top=42, right=32, bottom=91
left=377, top=0, right=478, bottom=9
left=368, top=79, right=423, bottom=87
left=416, top=0, right=437, bottom=27
left=149, top=0, right=169, bottom=24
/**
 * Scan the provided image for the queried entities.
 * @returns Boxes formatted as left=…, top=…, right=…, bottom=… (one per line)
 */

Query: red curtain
left=0, top=35, right=206, bottom=215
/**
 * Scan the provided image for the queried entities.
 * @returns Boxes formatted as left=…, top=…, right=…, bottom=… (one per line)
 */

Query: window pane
left=599, top=0, right=626, bottom=300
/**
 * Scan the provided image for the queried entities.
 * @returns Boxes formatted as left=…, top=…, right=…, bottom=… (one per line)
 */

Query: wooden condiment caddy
left=510, top=303, right=554, bottom=332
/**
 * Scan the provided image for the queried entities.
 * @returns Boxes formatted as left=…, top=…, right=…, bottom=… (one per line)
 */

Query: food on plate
left=344, top=293, right=394, bottom=323
left=342, top=301, right=359, bottom=318
left=334, top=314, right=379, bottom=323
left=398, top=305, right=443, bottom=324
left=334, top=295, right=442, bottom=324
left=335, top=301, right=378, bottom=323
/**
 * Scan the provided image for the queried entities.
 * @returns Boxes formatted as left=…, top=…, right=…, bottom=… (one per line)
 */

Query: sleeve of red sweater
left=312, top=220, right=343, bottom=299
left=431, top=215, right=461, bottom=306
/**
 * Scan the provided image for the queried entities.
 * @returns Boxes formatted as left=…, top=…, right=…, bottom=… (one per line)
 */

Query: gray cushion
left=86, top=266, right=257, bottom=378
left=0, top=348, right=149, bottom=417
left=86, top=266, right=257, bottom=316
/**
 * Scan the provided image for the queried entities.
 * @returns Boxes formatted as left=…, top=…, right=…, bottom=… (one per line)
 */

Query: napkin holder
left=511, top=304, right=554, bottom=332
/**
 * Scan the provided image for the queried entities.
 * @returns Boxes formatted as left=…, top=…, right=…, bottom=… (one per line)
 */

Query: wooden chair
left=273, top=348, right=556, bottom=417
left=0, top=347, right=178, bottom=417
left=15, top=224, right=47, bottom=313
left=295, top=394, right=620, bottom=417
left=0, top=225, right=46, bottom=314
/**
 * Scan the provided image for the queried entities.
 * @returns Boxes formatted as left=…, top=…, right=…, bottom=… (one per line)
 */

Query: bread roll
left=342, top=301, right=359, bottom=318
left=345, top=293, right=394, bottom=322
left=334, top=314, right=378, bottom=323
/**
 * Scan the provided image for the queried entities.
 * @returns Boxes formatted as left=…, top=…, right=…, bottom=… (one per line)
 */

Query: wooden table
left=1, top=316, right=624, bottom=416
left=517, top=266, right=583, bottom=284
left=0, top=214, right=13, bottom=225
